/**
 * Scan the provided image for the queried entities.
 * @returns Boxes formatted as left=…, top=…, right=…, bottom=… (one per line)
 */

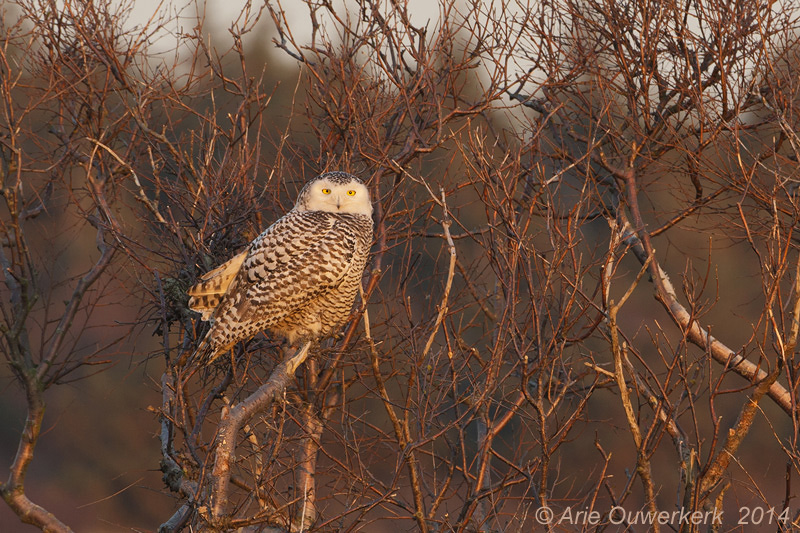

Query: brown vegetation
left=3, top=0, right=800, bottom=531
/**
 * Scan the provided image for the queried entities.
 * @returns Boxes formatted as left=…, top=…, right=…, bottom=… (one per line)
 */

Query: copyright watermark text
left=534, top=505, right=793, bottom=526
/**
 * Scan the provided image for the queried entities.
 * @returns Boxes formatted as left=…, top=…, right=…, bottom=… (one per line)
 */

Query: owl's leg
left=285, top=341, right=313, bottom=374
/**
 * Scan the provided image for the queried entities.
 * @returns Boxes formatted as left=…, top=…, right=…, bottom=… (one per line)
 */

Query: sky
left=122, top=0, right=443, bottom=61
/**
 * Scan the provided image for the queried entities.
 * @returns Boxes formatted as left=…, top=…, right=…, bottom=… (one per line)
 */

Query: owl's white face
left=297, top=175, right=373, bottom=217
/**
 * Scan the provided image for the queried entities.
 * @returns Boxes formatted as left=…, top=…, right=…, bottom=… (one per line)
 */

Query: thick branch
left=206, top=343, right=313, bottom=526
left=158, top=369, right=199, bottom=533
left=294, top=402, right=323, bottom=531
left=604, top=243, right=660, bottom=531
left=699, top=360, right=783, bottom=497
left=1, top=376, right=74, bottom=532
left=613, top=198, right=793, bottom=415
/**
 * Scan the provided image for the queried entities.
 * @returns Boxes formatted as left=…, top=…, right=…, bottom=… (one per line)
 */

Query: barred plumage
left=188, top=172, right=373, bottom=367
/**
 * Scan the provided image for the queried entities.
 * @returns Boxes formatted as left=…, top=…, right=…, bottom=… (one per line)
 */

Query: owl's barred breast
left=270, top=214, right=372, bottom=343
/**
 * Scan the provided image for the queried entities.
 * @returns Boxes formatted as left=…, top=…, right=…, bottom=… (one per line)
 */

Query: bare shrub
left=4, top=0, right=800, bottom=532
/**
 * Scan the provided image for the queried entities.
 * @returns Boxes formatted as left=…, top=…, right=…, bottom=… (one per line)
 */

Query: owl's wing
left=231, top=212, right=359, bottom=321
left=187, top=250, right=248, bottom=320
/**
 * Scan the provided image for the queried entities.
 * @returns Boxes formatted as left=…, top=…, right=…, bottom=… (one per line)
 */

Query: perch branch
left=206, top=342, right=314, bottom=525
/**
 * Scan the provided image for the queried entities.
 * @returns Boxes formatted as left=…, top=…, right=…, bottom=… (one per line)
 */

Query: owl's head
left=295, top=172, right=373, bottom=217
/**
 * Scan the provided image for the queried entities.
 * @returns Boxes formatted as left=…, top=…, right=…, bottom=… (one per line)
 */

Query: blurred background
left=2, top=0, right=799, bottom=531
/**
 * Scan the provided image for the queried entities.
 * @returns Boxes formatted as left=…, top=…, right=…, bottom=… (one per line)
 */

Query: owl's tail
left=189, top=331, right=225, bottom=367
left=187, top=251, right=247, bottom=320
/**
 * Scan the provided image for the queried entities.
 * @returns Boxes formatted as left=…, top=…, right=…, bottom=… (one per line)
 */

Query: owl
left=188, top=172, right=374, bottom=368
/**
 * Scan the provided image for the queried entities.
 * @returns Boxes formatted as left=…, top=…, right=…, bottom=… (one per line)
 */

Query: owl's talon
left=285, top=342, right=313, bottom=374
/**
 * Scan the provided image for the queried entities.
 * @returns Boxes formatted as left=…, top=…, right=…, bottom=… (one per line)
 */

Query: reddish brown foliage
left=3, top=1, right=800, bottom=532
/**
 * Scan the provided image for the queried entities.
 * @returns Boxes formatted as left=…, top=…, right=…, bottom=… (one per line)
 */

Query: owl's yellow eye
left=321, top=188, right=331, bottom=194
left=346, top=190, right=356, bottom=196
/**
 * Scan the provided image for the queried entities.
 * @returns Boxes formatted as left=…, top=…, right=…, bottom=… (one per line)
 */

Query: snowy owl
left=188, top=171, right=373, bottom=369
